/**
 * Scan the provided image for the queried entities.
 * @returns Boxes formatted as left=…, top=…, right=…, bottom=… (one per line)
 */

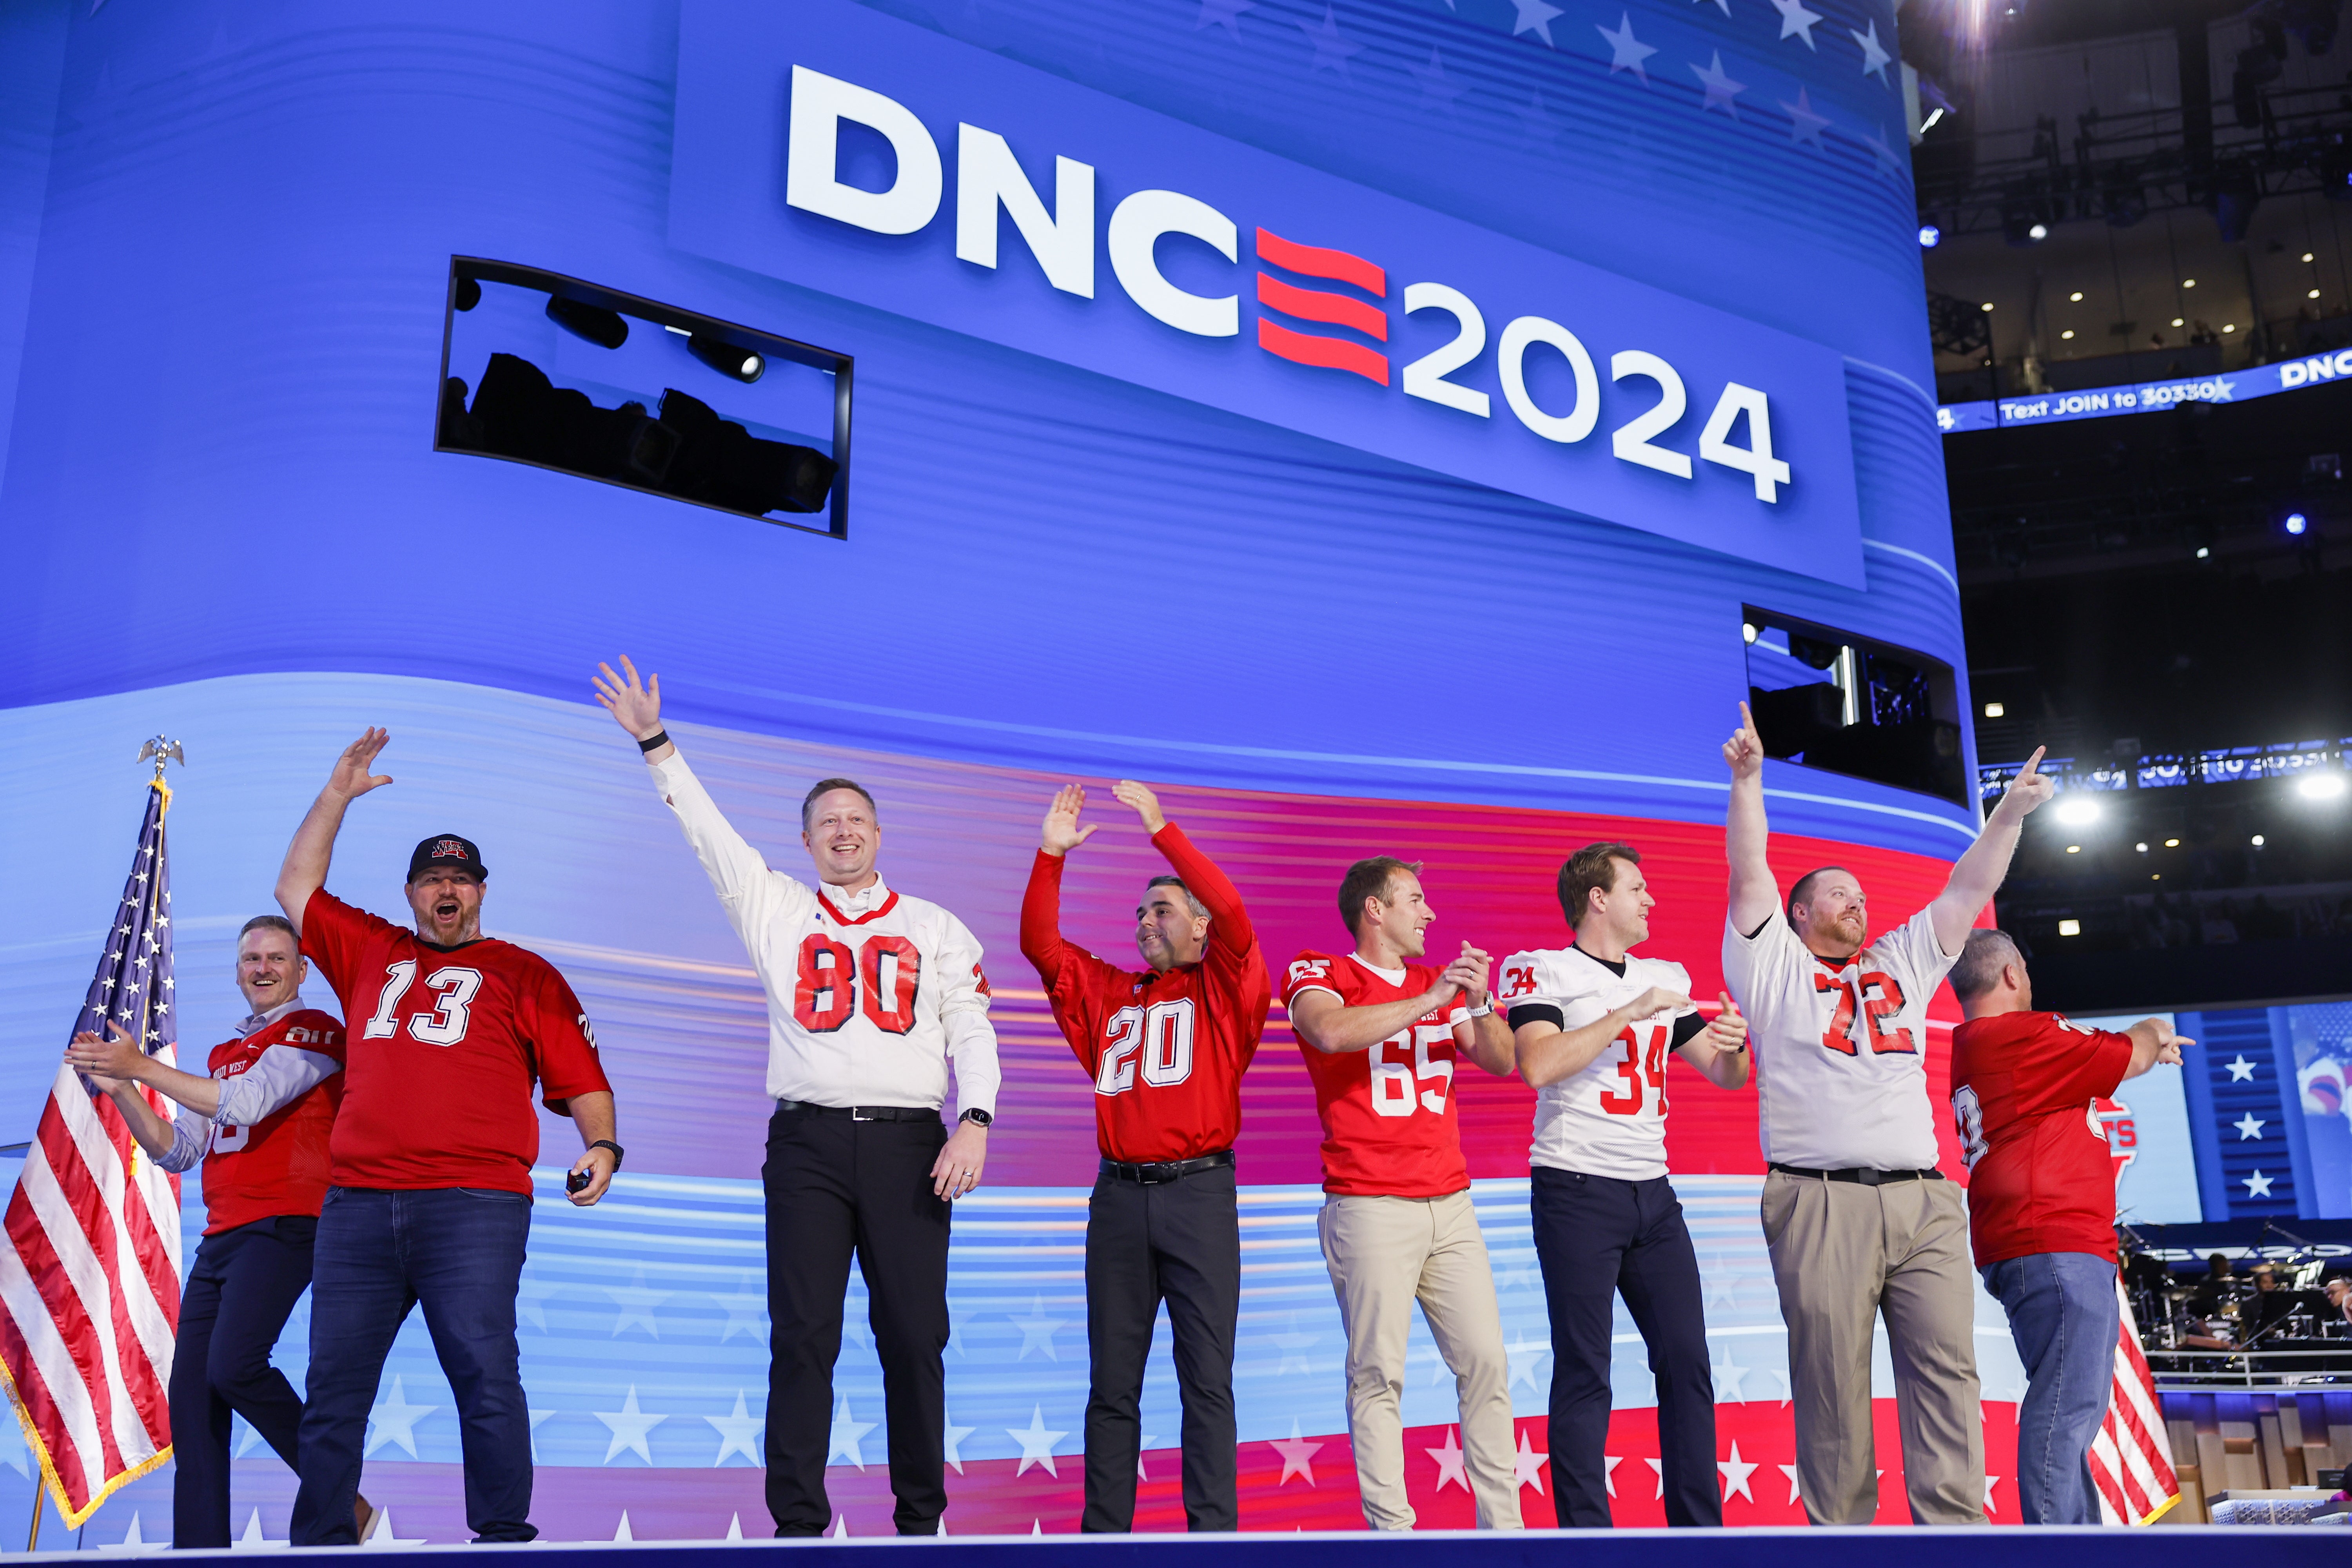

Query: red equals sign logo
left=1253, top=227, right=1388, bottom=385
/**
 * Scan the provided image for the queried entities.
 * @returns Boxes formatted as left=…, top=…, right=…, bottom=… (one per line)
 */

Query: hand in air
left=1998, top=747, right=2054, bottom=818
left=592, top=657, right=664, bottom=741
left=2152, top=1019, right=2191, bottom=1066
left=1700, top=992, right=1747, bottom=1052
left=327, top=729, right=394, bottom=801
left=63, top=1021, right=143, bottom=1091
left=1040, top=784, right=1099, bottom=856
left=1111, top=780, right=1167, bottom=835
left=1722, top=701, right=1765, bottom=781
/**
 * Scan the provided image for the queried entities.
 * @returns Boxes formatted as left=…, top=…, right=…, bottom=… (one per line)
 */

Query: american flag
left=0, top=769, right=184, bottom=1526
left=2091, top=1279, right=2180, bottom=1525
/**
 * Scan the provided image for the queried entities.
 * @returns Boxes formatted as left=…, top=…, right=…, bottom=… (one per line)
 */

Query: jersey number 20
left=1096, top=1000, right=1195, bottom=1094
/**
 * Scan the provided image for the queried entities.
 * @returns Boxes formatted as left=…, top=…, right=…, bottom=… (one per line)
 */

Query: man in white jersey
left=1719, top=701, right=2050, bottom=1525
left=1499, top=842, right=1749, bottom=1528
left=594, top=658, right=1001, bottom=1537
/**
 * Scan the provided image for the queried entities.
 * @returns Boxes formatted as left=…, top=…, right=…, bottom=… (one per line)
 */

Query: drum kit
left=2131, top=1245, right=2352, bottom=1361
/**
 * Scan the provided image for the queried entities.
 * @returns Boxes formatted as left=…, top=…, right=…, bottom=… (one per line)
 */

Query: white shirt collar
left=823, top=874, right=890, bottom=915
left=1348, top=953, right=1408, bottom=985
left=236, top=993, right=306, bottom=1039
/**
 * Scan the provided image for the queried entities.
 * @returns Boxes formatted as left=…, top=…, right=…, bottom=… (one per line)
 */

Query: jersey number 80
left=793, top=933, right=923, bottom=1034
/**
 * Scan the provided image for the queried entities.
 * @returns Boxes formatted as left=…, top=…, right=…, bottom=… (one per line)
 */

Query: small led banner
left=1938, top=345, right=2352, bottom=434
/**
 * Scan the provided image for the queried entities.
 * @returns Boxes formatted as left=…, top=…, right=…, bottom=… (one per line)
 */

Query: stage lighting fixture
left=2286, top=512, right=2308, bottom=534
left=686, top=333, right=765, bottom=383
left=2061, top=330, right=2075, bottom=340
left=2196, top=546, right=2211, bottom=559
left=1918, top=225, right=1941, bottom=248
left=2183, top=278, right=2197, bottom=288
left=2314, top=289, right=2325, bottom=299
left=2069, top=291, right=2084, bottom=302
left=1982, top=302, right=1995, bottom=312
left=2172, top=317, right=2185, bottom=327
left=1984, top=701, right=2005, bottom=717
left=545, top=295, right=628, bottom=349
left=2135, top=842, right=2149, bottom=852
left=1741, top=621, right=1759, bottom=644
left=2252, top=834, right=2266, bottom=846
left=2164, top=838, right=2181, bottom=847
left=2058, top=919, right=2080, bottom=935
left=2298, top=772, right=2348, bottom=800
left=453, top=277, right=482, bottom=312
left=2054, top=797, right=2100, bottom=827
left=2027, top=222, right=2049, bottom=241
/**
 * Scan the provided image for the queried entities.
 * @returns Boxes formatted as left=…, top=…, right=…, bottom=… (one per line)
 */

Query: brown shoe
left=355, top=1495, right=380, bottom=1544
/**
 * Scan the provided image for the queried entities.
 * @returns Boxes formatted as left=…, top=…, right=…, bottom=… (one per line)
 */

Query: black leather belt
left=775, top=1098, right=938, bottom=1123
left=1100, top=1150, right=1234, bottom=1185
left=1770, top=1162, right=1944, bottom=1185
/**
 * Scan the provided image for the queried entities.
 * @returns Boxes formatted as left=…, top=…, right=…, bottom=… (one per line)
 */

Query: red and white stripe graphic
left=2091, top=1280, right=2178, bottom=1525
left=0, top=776, right=183, bottom=1526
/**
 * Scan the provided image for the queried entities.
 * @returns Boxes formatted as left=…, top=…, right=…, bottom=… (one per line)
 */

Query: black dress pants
left=1081, top=1161, right=1239, bottom=1534
left=171, top=1214, right=317, bottom=1549
left=762, top=1106, right=950, bottom=1537
left=1531, top=1167, right=1720, bottom=1528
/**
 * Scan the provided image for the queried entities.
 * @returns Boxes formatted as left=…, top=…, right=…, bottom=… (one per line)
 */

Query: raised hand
left=1040, top=784, right=1100, bottom=857
left=1111, top=779, right=1167, bottom=835
left=592, top=656, right=664, bottom=740
left=64, top=1022, right=143, bottom=1090
left=1442, top=942, right=1492, bottom=1005
left=1701, top=992, right=1748, bottom=1052
left=327, top=729, right=394, bottom=801
left=1722, top=701, right=1765, bottom=781
left=1996, top=746, right=2054, bottom=820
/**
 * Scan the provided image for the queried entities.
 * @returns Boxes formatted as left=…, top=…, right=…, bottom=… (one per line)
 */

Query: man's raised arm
left=1722, top=702, right=1779, bottom=937
left=1116, top=780, right=1255, bottom=955
left=276, top=729, right=394, bottom=935
left=1927, top=748, right=2053, bottom=955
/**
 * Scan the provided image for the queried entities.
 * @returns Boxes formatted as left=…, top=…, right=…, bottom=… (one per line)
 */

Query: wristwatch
left=590, top=1139, right=625, bottom=1169
left=958, top=1109, right=993, bottom=1129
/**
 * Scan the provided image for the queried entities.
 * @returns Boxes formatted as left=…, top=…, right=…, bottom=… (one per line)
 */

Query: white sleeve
left=213, top=1045, right=340, bottom=1127
left=1721, top=908, right=1795, bottom=1005
left=936, top=914, right=1000, bottom=1120
left=1662, top=961, right=1700, bottom=1019
left=1886, top=906, right=1964, bottom=989
left=646, top=748, right=816, bottom=952
left=157, top=1107, right=208, bottom=1174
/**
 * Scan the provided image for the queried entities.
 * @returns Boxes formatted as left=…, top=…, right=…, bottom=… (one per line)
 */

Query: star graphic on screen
left=943, top=1411, right=976, bottom=1475
left=1504, top=1332, right=1550, bottom=1392
left=1137, top=1434, right=1156, bottom=1480
left=1709, top=1346, right=1749, bottom=1401
left=1513, top=1426, right=1549, bottom=1494
left=607, top=1267, right=669, bottom=1339
left=610, top=1513, right=635, bottom=1543
left=1852, top=19, right=1893, bottom=84
left=234, top=1415, right=263, bottom=1458
left=1271, top=1310, right=1318, bottom=1374
left=1703, top=1252, right=1746, bottom=1307
left=842, top=1283, right=871, bottom=1352
left=1602, top=1453, right=1621, bottom=1497
left=1779, top=86, right=1830, bottom=147
left=1770, top=0, right=1824, bottom=49
left=1642, top=1456, right=1666, bottom=1499
left=1425, top=1425, right=1469, bottom=1492
left=2243, top=1169, right=2274, bottom=1198
left=829, top=1397, right=877, bottom=1469
left=828, top=1515, right=849, bottom=1539
left=707, top=1390, right=760, bottom=1467
left=1012, top=1294, right=1066, bottom=1361
left=1007, top=1405, right=1068, bottom=1477
left=594, top=1385, right=668, bottom=1464
left=2235, top=1112, right=2267, bottom=1140
left=713, top=1273, right=766, bottom=1345
left=236, top=1510, right=284, bottom=1550
left=364, top=1375, right=436, bottom=1458
left=96, top=1512, right=149, bottom=1553
left=1778, top=1462, right=1803, bottom=1505
left=357, top=1509, right=425, bottom=1551
left=1509, top=0, right=1563, bottom=46
left=726, top=1515, right=744, bottom=1540
left=1867, top=122, right=1903, bottom=177
left=1984, top=1472, right=2002, bottom=1514
left=1271, top=1419, right=1322, bottom=1486
left=1718, top=1441, right=1759, bottom=1503
left=1688, top=50, right=1748, bottom=119
left=1196, top=0, right=1256, bottom=42
left=515, top=1275, right=552, bottom=1331
left=1408, top=49, right=1466, bottom=113
left=1515, top=90, right=1561, bottom=146
left=1693, top=0, right=1731, bottom=13
left=528, top=1408, right=554, bottom=1463
left=1298, top=5, right=1363, bottom=79
left=1597, top=13, right=1657, bottom=83
left=2226, top=1054, right=2256, bottom=1081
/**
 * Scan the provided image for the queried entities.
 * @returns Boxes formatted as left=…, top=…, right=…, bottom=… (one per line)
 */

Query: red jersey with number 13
left=1282, top=953, right=1470, bottom=1198
left=301, top=890, right=612, bottom=1194
left=1020, top=824, right=1271, bottom=1164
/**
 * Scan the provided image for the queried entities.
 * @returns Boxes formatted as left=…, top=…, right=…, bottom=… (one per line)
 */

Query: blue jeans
left=288, top=1187, right=535, bottom=1544
left=1982, top=1251, right=2118, bottom=1524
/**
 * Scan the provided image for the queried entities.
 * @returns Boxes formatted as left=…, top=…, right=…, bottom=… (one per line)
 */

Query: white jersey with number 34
left=1499, top=946, right=1696, bottom=1183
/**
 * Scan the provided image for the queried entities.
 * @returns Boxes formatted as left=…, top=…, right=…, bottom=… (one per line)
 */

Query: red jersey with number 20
left=200, top=1009, right=345, bottom=1234
left=301, top=890, right=612, bottom=1194
left=1282, top=953, right=1470, bottom=1198
left=1949, top=1011, right=2135, bottom=1267
left=1020, top=824, right=1271, bottom=1165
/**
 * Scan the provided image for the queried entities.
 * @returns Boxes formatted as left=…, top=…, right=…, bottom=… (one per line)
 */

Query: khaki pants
left=1760, top=1169, right=1985, bottom=1526
left=1318, top=1191, right=1520, bottom=1530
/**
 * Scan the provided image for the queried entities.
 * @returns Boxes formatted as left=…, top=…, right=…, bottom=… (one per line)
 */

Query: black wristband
left=590, top=1138, right=625, bottom=1169
left=636, top=730, right=669, bottom=754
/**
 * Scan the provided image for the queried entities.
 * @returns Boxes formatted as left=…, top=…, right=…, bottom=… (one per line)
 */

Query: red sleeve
left=2028, top=1018, right=2135, bottom=1111
left=1281, top=951, right=1347, bottom=1011
left=1151, top=824, right=1253, bottom=956
left=1020, top=851, right=1074, bottom=986
left=299, top=889, right=392, bottom=1004
left=523, top=959, right=612, bottom=1111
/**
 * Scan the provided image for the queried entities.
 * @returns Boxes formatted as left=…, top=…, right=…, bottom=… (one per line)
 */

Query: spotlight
left=1918, top=225, right=1941, bottom=248
left=2172, top=317, right=2185, bottom=327
left=2183, top=278, right=2198, bottom=289
left=2252, top=834, right=2266, bottom=846
left=1982, top=302, right=1996, bottom=312
left=2054, top=797, right=2101, bottom=827
left=2299, top=772, right=2349, bottom=800
left=545, top=296, right=628, bottom=349
left=2164, top=838, right=2181, bottom=847
left=1742, top=621, right=1759, bottom=644
left=687, top=334, right=766, bottom=384
left=2069, top=291, right=2084, bottom=302
left=2134, top=842, right=2149, bottom=852
left=2286, top=512, right=2308, bottom=535
left=1984, top=701, right=2005, bottom=717
left=2065, top=844, right=2082, bottom=854
left=2196, top=546, right=2211, bottom=559
left=2027, top=222, right=2049, bottom=241
left=2061, top=330, right=2076, bottom=340
left=2058, top=919, right=2081, bottom=936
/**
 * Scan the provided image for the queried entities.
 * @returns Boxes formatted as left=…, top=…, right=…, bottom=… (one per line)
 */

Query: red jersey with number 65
left=1949, top=1011, right=2135, bottom=1267
left=301, top=890, right=612, bottom=1195
left=1282, top=952, right=1470, bottom=1198
left=1021, top=824, right=1271, bottom=1165
left=200, top=1009, right=345, bottom=1234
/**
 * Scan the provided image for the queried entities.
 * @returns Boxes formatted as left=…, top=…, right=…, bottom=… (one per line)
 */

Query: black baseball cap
left=408, top=834, right=488, bottom=884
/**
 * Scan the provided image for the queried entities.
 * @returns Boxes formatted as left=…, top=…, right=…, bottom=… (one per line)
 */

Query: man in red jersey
left=1947, top=929, right=2183, bottom=1524
left=270, top=729, right=621, bottom=1546
left=67, top=915, right=373, bottom=1549
left=1282, top=857, right=1519, bottom=1530
left=1022, top=780, right=1270, bottom=1534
